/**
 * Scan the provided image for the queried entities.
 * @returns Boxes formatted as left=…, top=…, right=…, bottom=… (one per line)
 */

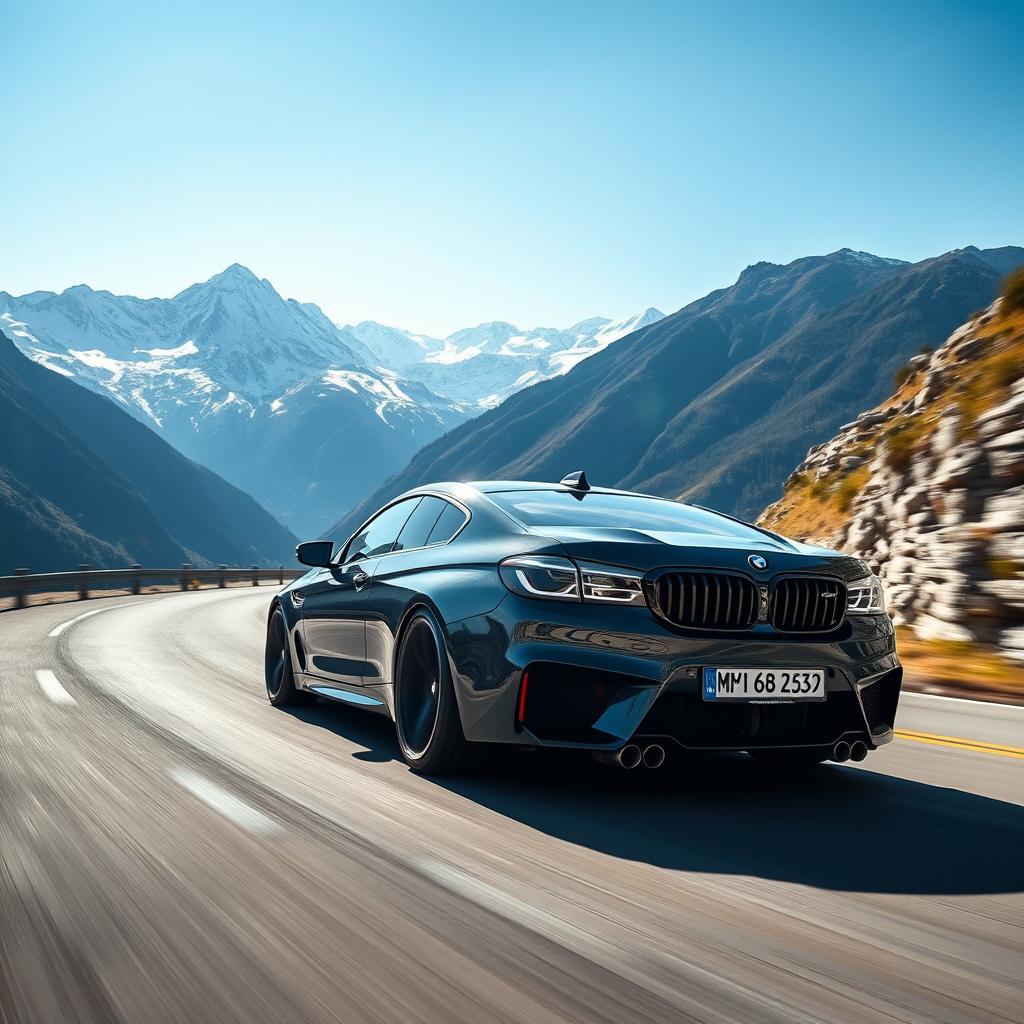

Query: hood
left=531, top=525, right=856, bottom=577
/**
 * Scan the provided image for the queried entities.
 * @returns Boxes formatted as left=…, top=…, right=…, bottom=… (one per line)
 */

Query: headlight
left=499, top=557, right=646, bottom=605
left=499, top=556, right=580, bottom=600
left=578, top=562, right=646, bottom=605
left=847, top=574, right=886, bottom=615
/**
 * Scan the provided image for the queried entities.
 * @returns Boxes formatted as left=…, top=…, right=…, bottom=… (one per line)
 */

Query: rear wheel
left=265, top=607, right=314, bottom=707
left=394, top=609, right=473, bottom=775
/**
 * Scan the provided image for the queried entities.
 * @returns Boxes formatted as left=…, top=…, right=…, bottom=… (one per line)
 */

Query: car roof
left=466, top=480, right=642, bottom=496
left=398, top=479, right=679, bottom=504
left=386, top=479, right=803, bottom=548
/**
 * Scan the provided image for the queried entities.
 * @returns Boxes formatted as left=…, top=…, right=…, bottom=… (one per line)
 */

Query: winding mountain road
left=1, top=588, right=1022, bottom=1023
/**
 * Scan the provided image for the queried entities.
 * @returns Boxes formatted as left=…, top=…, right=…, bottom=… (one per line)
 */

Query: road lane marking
left=35, top=670, right=78, bottom=706
left=904, top=691, right=1024, bottom=712
left=48, top=601, right=143, bottom=638
left=895, top=728, right=1024, bottom=760
left=169, top=768, right=280, bottom=834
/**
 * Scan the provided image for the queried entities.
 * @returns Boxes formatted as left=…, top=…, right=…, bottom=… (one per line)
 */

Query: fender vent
left=293, top=630, right=308, bottom=671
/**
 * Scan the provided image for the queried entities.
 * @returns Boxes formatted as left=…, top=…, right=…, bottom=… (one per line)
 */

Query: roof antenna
left=560, top=470, right=590, bottom=492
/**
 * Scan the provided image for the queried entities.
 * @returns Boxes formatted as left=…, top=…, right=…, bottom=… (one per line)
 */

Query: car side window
left=425, top=501, right=467, bottom=546
left=343, top=499, right=419, bottom=562
left=394, top=495, right=447, bottom=551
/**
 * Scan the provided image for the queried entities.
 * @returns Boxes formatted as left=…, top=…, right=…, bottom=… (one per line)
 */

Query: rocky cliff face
left=760, top=296, right=1024, bottom=663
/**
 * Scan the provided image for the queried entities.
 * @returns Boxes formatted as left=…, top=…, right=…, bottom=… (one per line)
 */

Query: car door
left=364, top=497, right=470, bottom=690
left=300, top=498, right=420, bottom=687
left=362, top=495, right=449, bottom=686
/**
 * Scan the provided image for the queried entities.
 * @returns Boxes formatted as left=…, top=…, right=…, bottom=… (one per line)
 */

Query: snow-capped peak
left=546, top=307, right=665, bottom=377
left=340, top=306, right=666, bottom=407
left=833, top=248, right=908, bottom=268
left=592, top=307, right=665, bottom=345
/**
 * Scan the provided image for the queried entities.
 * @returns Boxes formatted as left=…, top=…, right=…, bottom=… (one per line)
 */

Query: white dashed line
left=169, top=768, right=279, bottom=834
left=48, top=602, right=142, bottom=638
left=35, top=669, right=78, bottom=706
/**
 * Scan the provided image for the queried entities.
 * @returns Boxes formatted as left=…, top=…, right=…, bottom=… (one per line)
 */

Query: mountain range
left=347, top=308, right=665, bottom=408
left=330, top=245, right=1024, bottom=541
left=0, top=330, right=297, bottom=574
left=0, top=267, right=659, bottom=534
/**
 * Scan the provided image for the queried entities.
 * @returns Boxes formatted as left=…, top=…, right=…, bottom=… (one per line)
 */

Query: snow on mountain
left=548, top=307, right=665, bottom=376
left=1, top=265, right=369, bottom=415
left=346, top=320, right=444, bottom=370
left=836, top=248, right=907, bottom=268
left=345, top=308, right=666, bottom=407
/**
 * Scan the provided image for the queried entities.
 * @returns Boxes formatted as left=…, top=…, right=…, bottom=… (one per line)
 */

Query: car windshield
left=487, top=489, right=761, bottom=538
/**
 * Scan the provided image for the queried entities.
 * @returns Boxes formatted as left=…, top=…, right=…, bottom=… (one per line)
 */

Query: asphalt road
left=1, top=588, right=1021, bottom=1024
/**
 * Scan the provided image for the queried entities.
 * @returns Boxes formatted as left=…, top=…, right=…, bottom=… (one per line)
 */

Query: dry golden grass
left=882, top=412, right=937, bottom=472
left=835, top=465, right=871, bottom=511
left=760, top=471, right=853, bottom=542
left=896, top=627, right=1024, bottom=701
left=953, top=310, right=1024, bottom=436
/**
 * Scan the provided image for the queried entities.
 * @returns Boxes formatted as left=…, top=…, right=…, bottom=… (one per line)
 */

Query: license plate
left=702, top=667, right=826, bottom=702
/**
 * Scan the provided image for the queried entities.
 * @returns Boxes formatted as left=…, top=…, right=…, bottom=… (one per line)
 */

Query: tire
left=265, top=607, right=314, bottom=707
left=394, top=609, right=474, bottom=775
left=748, top=748, right=829, bottom=768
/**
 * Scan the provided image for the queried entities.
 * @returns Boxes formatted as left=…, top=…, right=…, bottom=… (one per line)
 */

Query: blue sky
left=2, top=0, right=1022, bottom=336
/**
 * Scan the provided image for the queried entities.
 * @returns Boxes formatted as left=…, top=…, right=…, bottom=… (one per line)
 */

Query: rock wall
left=762, top=300, right=1024, bottom=661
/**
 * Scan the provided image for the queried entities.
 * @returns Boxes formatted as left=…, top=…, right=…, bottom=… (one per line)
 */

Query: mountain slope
left=329, top=246, right=1019, bottom=539
left=1, top=266, right=466, bottom=534
left=625, top=248, right=1010, bottom=512
left=0, top=467, right=134, bottom=570
left=0, top=331, right=297, bottom=573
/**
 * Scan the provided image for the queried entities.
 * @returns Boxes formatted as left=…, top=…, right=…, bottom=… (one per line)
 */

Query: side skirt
left=298, top=676, right=393, bottom=717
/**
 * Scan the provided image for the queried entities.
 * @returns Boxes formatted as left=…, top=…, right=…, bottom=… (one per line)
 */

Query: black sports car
left=265, top=473, right=901, bottom=774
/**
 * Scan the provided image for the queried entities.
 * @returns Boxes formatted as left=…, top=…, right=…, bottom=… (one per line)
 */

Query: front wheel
left=265, top=607, right=314, bottom=707
left=394, top=609, right=474, bottom=775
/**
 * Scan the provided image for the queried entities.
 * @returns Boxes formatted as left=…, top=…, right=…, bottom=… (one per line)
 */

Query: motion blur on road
left=1, top=587, right=1022, bottom=1024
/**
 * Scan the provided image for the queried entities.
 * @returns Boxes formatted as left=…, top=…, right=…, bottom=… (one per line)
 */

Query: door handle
left=352, top=570, right=369, bottom=590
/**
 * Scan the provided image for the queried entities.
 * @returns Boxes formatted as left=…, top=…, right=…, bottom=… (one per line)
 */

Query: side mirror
left=296, top=540, right=334, bottom=568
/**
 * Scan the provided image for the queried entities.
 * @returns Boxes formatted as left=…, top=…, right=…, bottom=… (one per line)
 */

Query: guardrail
left=0, top=564, right=305, bottom=610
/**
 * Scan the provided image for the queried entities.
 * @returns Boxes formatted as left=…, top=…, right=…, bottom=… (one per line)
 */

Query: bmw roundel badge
left=748, top=554, right=768, bottom=571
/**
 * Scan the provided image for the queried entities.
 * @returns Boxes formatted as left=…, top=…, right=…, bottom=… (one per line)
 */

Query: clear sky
left=2, top=0, right=1022, bottom=336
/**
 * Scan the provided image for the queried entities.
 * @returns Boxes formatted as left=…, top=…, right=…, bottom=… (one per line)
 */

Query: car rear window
left=394, top=495, right=447, bottom=550
left=426, top=502, right=467, bottom=545
left=487, top=490, right=760, bottom=538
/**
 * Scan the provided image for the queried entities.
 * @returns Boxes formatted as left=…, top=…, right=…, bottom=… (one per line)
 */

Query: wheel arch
left=390, top=597, right=467, bottom=715
left=392, top=597, right=451, bottom=677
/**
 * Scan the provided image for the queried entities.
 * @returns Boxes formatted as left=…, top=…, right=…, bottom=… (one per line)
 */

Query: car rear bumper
left=445, top=593, right=901, bottom=751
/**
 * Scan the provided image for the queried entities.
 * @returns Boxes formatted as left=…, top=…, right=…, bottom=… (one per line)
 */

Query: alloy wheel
left=265, top=612, right=288, bottom=700
left=397, top=617, right=442, bottom=757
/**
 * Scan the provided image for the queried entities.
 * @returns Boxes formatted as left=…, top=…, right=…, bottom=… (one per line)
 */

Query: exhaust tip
left=642, top=744, right=666, bottom=769
left=832, top=740, right=851, bottom=763
left=619, top=743, right=642, bottom=770
left=850, top=740, right=868, bottom=762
